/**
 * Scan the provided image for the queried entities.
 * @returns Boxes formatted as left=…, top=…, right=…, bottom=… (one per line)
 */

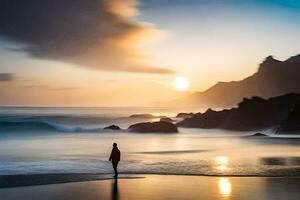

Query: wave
left=0, top=113, right=165, bottom=121
left=0, top=120, right=114, bottom=133
left=0, top=112, right=164, bottom=133
left=0, top=114, right=123, bottom=123
left=133, top=149, right=213, bottom=155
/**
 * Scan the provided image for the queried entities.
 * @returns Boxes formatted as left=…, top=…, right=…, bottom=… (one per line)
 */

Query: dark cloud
left=0, top=0, right=174, bottom=74
left=0, top=73, right=14, bottom=81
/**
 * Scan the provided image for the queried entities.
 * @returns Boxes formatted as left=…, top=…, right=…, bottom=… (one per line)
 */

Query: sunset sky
left=1, top=0, right=300, bottom=106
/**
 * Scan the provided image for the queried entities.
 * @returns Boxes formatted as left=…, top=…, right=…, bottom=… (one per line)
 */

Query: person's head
left=113, top=143, right=117, bottom=148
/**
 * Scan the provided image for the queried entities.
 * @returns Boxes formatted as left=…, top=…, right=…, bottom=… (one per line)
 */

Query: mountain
left=171, top=54, right=300, bottom=108
left=177, top=93, right=300, bottom=132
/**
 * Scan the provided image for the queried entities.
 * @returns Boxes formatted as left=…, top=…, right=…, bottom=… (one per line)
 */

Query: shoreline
left=1, top=173, right=300, bottom=188
left=1, top=174, right=300, bottom=200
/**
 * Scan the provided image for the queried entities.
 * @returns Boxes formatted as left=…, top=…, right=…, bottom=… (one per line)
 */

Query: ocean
left=0, top=107, right=299, bottom=176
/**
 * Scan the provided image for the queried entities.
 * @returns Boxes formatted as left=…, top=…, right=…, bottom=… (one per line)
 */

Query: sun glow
left=215, top=156, right=229, bottom=171
left=173, top=76, right=190, bottom=91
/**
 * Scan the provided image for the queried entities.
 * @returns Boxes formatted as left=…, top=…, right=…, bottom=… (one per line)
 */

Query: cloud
left=20, top=84, right=81, bottom=91
left=0, top=73, right=14, bottom=81
left=0, top=0, right=174, bottom=74
left=140, top=0, right=232, bottom=9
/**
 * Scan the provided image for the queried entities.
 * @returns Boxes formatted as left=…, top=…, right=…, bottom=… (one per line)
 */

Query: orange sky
left=1, top=0, right=300, bottom=106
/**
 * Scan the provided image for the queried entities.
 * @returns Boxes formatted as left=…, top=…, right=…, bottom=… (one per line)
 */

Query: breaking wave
left=0, top=120, right=112, bottom=133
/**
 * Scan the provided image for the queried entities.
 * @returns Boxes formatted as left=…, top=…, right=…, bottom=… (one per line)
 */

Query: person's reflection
left=112, top=178, right=119, bottom=200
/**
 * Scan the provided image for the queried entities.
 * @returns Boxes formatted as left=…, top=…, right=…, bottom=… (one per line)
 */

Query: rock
left=177, top=108, right=227, bottom=129
left=176, top=112, right=195, bottom=118
left=277, top=101, right=300, bottom=134
left=104, top=125, right=121, bottom=130
left=128, top=121, right=178, bottom=133
left=159, top=117, right=174, bottom=123
left=129, top=114, right=154, bottom=118
left=129, top=114, right=165, bottom=119
left=250, top=133, right=268, bottom=137
left=177, top=93, right=300, bottom=131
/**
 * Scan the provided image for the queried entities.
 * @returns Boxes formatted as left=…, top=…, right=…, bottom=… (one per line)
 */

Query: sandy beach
left=1, top=0, right=300, bottom=199
left=1, top=174, right=300, bottom=200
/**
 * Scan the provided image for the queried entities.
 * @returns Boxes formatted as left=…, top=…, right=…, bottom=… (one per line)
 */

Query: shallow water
left=1, top=175, right=300, bottom=200
left=0, top=107, right=299, bottom=176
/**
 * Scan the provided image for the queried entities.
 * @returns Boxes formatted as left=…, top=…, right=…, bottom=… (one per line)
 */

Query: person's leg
left=112, top=161, right=118, bottom=177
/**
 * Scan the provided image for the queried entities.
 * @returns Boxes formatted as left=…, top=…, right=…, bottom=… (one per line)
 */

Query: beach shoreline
left=1, top=174, right=300, bottom=200
left=1, top=173, right=300, bottom=188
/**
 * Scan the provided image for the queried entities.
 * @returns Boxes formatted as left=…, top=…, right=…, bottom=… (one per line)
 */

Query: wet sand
left=0, top=173, right=144, bottom=188
left=1, top=175, right=300, bottom=200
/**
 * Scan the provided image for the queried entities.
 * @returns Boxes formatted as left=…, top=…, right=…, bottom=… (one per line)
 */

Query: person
left=109, top=143, right=121, bottom=178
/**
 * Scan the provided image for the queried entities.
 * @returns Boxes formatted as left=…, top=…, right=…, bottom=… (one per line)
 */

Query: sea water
left=0, top=107, right=299, bottom=176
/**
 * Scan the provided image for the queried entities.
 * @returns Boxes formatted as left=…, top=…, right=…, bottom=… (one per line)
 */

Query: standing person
left=109, top=143, right=121, bottom=178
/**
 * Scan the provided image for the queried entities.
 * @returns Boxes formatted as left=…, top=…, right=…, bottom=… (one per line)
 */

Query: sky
left=0, top=0, right=300, bottom=106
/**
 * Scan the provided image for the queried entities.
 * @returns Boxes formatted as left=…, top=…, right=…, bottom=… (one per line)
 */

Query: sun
left=173, top=76, right=190, bottom=91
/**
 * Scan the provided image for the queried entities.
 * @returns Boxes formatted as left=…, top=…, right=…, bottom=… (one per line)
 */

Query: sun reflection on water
left=218, top=178, right=232, bottom=197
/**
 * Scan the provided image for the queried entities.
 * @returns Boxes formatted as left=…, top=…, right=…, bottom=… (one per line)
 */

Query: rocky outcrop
left=159, top=117, right=174, bottom=123
left=104, top=125, right=121, bottom=130
left=177, top=93, right=300, bottom=131
left=176, top=113, right=195, bottom=118
left=129, top=114, right=165, bottom=119
left=170, top=54, right=300, bottom=109
left=128, top=121, right=178, bottom=133
left=249, top=133, right=268, bottom=137
left=277, top=101, right=300, bottom=134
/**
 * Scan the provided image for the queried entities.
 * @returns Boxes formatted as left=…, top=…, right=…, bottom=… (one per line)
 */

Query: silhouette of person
left=109, top=143, right=121, bottom=178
